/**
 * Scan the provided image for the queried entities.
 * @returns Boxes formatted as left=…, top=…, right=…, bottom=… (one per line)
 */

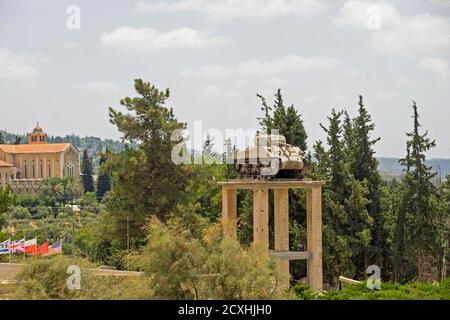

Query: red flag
left=37, top=241, right=49, bottom=255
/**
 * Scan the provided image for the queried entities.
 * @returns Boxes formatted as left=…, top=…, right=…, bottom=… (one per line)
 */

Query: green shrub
left=292, top=280, right=450, bottom=300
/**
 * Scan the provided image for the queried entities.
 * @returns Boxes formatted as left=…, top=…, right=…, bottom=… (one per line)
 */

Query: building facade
left=0, top=125, right=80, bottom=193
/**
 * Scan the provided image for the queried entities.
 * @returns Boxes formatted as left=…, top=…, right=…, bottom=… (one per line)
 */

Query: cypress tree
left=345, top=96, right=387, bottom=271
left=0, top=132, right=4, bottom=144
left=81, top=149, right=94, bottom=193
left=96, top=149, right=111, bottom=200
left=395, top=101, right=437, bottom=281
left=318, top=110, right=352, bottom=282
left=317, top=108, right=373, bottom=282
left=257, top=89, right=308, bottom=150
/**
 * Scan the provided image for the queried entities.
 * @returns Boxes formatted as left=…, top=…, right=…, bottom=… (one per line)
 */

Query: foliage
left=8, top=206, right=32, bottom=220
left=257, top=89, right=308, bottom=151
left=126, top=217, right=281, bottom=300
left=183, top=137, right=228, bottom=222
left=13, top=255, right=91, bottom=299
left=39, top=177, right=82, bottom=206
left=394, top=102, right=440, bottom=282
left=314, top=108, right=374, bottom=284
left=292, top=278, right=450, bottom=300
left=0, top=186, right=16, bottom=227
left=81, top=149, right=94, bottom=193
left=12, top=255, right=152, bottom=300
left=105, top=79, right=188, bottom=243
left=96, top=150, right=112, bottom=201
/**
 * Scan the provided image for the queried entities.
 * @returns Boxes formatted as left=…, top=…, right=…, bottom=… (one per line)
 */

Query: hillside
left=377, top=157, right=450, bottom=179
left=2, top=130, right=449, bottom=178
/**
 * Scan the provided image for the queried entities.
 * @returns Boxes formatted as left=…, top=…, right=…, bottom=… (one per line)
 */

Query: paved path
left=0, top=263, right=21, bottom=281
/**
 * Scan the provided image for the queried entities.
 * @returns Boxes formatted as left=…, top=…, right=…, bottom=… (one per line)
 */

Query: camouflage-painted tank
left=234, top=133, right=308, bottom=179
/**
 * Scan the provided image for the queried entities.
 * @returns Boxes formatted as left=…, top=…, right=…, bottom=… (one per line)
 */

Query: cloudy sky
left=1, top=0, right=449, bottom=157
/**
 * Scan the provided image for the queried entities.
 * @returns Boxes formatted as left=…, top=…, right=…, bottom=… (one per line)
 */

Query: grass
left=292, top=278, right=450, bottom=300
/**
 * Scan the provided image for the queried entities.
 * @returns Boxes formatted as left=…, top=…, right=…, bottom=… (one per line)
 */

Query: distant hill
left=2, top=129, right=449, bottom=178
left=377, top=157, right=450, bottom=180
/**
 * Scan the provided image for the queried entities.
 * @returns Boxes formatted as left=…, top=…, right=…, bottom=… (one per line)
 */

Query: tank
left=234, top=133, right=308, bottom=179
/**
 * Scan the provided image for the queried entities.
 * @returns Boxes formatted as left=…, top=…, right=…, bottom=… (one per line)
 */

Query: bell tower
left=27, top=123, right=48, bottom=144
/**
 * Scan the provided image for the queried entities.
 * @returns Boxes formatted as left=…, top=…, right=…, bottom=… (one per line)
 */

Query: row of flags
left=0, top=239, right=62, bottom=256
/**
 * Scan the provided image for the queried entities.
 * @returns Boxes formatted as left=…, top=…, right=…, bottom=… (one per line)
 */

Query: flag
left=0, top=239, right=11, bottom=255
left=46, top=241, right=62, bottom=255
left=11, top=239, right=25, bottom=253
left=24, top=238, right=37, bottom=254
left=32, top=241, right=49, bottom=256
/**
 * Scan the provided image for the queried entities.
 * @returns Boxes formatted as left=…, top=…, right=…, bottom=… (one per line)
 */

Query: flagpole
left=23, top=237, right=26, bottom=262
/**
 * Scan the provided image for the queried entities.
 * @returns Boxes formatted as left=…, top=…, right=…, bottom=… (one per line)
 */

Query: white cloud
left=335, top=1, right=450, bottom=56
left=0, top=48, right=40, bottom=80
left=430, top=0, right=450, bottom=7
left=182, top=55, right=337, bottom=78
left=334, top=1, right=399, bottom=28
left=237, top=55, right=337, bottom=76
left=136, top=0, right=325, bottom=18
left=419, top=57, right=450, bottom=80
left=101, top=26, right=225, bottom=52
left=77, top=81, right=121, bottom=94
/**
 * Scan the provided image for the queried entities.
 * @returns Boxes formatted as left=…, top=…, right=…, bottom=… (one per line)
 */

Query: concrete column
left=274, top=188, right=290, bottom=289
left=222, top=187, right=237, bottom=239
left=253, top=188, right=269, bottom=255
left=306, top=186, right=323, bottom=293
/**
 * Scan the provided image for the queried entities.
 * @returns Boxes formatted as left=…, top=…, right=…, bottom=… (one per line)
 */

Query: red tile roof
left=0, top=143, right=71, bottom=154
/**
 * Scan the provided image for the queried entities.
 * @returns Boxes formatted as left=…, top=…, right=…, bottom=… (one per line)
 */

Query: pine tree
left=395, top=101, right=437, bottom=281
left=81, top=149, right=94, bottom=193
left=257, top=89, right=308, bottom=150
left=96, top=149, right=111, bottom=200
left=106, top=79, right=188, bottom=243
left=0, top=131, right=4, bottom=144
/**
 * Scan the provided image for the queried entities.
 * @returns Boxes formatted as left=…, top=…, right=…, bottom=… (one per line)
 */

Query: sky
left=0, top=0, right=449, bottom=158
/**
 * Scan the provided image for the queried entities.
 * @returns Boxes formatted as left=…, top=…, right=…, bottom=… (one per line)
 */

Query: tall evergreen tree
left=257, top=89, right=308, bottom=150
left=106, top=79, right=188, bottom=243
left=81, top=149, right=94, bottom=193
left=344, top=96, right=387, bottom=271
left=395, top=101, right=437, bottom=281
left=0, top=131, right=4, bottom=144
left=96, top=149, right=112, bottom=200
left=316, top=109, right=373, bottom=283
left=436, top=176, right=450, bottom=280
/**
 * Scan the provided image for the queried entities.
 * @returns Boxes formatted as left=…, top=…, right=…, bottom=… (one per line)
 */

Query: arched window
left=32, top=160, right=35, bottom=179
left=67, top=160, right=74, bottom=178
left=24, top=160, right=28, bottom=179
left=48, top=161, right=52, bottom=178
left=40, top=160, right=43, bottom=178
